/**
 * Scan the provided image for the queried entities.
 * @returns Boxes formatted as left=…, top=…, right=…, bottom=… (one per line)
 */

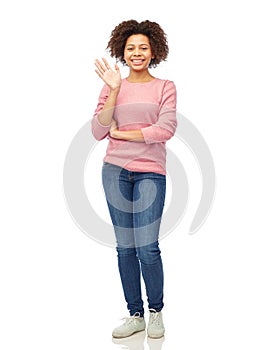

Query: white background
left=1, top=0, right=278, bottom=349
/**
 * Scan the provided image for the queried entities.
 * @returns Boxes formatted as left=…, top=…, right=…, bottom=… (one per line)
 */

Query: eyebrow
left=125, top=43, right=150, bottom=47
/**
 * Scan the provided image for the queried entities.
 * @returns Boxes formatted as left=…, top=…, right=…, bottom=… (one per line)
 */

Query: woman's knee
left=136, top=242, right=161, bottom=265
left=116, top=246, right=137, bottom=257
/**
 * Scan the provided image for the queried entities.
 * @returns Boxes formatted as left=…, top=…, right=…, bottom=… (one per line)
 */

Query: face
left=124, top=34, right=154, bottom=71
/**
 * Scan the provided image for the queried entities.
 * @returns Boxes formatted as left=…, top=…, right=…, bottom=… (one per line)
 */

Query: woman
left=92, top=19, right=177, bottom=339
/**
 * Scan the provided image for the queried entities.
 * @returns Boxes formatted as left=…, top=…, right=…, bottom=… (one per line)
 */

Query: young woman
left=92, top=20, right=177, bottom=339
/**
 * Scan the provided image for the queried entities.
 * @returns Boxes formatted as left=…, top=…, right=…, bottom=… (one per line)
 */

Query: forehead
left=125, top=34, right=150, bottom=46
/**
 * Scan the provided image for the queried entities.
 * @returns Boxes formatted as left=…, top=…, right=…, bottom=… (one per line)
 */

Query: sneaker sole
left=112, top=329, right=146, bottom=339
left=147, top=332, right=165, bottom=339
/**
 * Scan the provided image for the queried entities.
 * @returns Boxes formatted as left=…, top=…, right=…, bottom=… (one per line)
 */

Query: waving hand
left=94, top=58, right=121, bottom=91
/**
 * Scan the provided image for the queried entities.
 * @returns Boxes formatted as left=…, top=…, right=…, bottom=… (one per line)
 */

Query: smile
left=131, top=59, right=145, bottom=65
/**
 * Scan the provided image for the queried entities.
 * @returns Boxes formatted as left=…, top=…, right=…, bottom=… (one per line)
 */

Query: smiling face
left=124, top=34, right=154, bottom=71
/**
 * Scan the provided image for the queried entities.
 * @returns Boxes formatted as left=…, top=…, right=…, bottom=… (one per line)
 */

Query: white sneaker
left=112, top=312, right=146, bottom=338
left=147, top=309, right=165, bottom=339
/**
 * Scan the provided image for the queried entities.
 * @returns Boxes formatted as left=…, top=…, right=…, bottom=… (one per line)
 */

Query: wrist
left=109, top=86, right=121, bottom=95
left=110, top=129, right=119, bottom=139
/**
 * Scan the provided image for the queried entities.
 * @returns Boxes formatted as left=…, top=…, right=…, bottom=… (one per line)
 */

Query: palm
left=95, top=58, right=121, bottom=90
left=102, top=68, right=121, bottom=89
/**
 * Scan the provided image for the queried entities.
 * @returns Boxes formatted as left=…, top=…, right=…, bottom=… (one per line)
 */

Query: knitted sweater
left=92, top=78, right=177, bottom=175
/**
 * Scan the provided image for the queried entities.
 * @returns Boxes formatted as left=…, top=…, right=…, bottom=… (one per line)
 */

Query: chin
left=131, top=64, right=149, bottom=71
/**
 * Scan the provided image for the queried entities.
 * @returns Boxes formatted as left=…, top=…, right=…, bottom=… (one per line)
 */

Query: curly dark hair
left=106, top=20, right=169, bottom=68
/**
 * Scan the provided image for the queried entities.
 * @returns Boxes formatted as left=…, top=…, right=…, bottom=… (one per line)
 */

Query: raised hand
left=94, top=58, right=121, bottom=91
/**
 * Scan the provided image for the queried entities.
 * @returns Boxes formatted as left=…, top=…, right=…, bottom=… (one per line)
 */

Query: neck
left=126, top=69, right=155, bottom=83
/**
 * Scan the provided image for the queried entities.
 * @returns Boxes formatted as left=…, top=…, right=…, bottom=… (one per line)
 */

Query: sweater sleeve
left=141, top=80, right=177, bottom=144
left=91, top=84, right=112, bottom=141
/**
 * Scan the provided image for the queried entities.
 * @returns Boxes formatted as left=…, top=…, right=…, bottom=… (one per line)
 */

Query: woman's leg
left=116, top=246, right=144, bottom=316
left=132, top=172, right=166, bottom=312
left=102, top=163, right=144, bottom=316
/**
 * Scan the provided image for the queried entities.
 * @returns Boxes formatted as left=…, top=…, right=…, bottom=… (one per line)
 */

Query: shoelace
left=122, top=312, right=142, bottom=324
left=149, top=309, right=161, bottom=326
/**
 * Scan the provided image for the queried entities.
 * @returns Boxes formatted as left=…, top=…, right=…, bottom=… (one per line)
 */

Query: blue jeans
left=102, top=162, right=166, bottom=317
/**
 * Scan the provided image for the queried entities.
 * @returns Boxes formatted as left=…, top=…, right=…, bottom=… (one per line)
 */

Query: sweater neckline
left=124, top=77, right=159, bottom=85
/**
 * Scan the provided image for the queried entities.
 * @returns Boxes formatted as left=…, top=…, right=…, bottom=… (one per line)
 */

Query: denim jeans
left=102, top=162, right=166, bottom=317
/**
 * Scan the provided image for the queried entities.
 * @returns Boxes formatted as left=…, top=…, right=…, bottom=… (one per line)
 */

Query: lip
left=131, top=59, right=145, bottom=66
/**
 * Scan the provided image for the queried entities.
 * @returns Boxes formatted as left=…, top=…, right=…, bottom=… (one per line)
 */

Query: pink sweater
left=92, top=78, right=177, bottom=175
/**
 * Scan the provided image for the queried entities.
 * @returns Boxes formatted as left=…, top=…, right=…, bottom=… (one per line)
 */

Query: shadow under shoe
left=112, top=330, right=146, bottom=350
left=147, top=336, right=165, bottom=350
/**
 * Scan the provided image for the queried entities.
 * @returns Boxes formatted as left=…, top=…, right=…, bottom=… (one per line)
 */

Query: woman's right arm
left=94, top=58, right=121, bottom=126
left=96, top=88, right=120, bottom=126
left=91, top=58, right=122, bottom=140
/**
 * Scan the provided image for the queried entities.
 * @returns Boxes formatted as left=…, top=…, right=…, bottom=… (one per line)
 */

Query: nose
left=133, top=48, right=140, bottom=56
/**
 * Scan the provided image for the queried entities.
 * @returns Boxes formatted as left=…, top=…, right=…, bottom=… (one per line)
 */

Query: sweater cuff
left=91, top=115, right=112, bottom=140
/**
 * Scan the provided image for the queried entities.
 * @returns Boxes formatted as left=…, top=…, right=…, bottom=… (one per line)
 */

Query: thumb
left=115, top=63, right=120, bottom=71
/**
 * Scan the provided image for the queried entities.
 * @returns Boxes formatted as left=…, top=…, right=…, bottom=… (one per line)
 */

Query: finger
left=114, top=63, right=119, bottom=71
left=94, top=59, right=105, bottom=72
left=95, top=69, right=105, bottom=81
left=94, top=58, right=102, bottom=67
left=94, top=69, right=101, bottom=77
left=95, top=59, right=109, bottom=74
left=102, top=57, right=111, bottom=70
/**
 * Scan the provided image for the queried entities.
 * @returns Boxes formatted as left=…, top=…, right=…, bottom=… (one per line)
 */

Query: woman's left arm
left=109, top=118, right=144, bottom=142
left=110, top=128, right=145, bottom=142
left=141, top=80, right=177, bottom=144
left=110, top=80, right=177, bottom=143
